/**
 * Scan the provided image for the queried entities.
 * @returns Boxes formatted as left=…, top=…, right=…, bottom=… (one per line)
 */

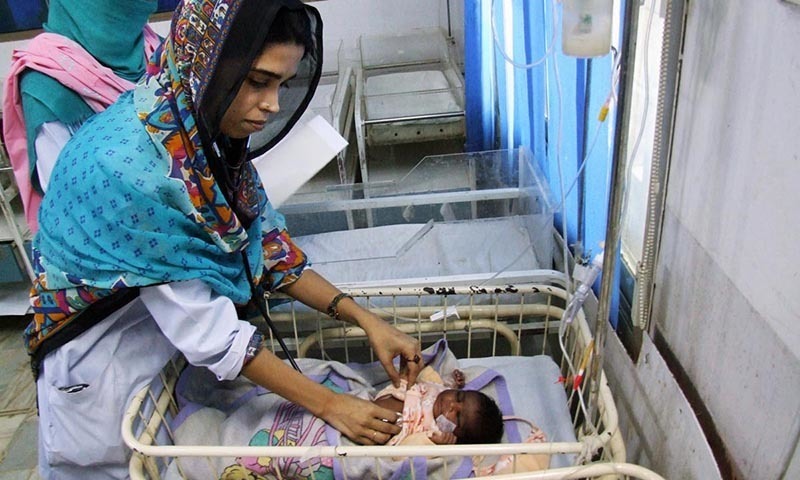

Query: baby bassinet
left=122, top=279, right=663, bottom=480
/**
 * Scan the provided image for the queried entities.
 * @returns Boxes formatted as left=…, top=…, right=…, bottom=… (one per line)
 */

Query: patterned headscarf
left=137, top=0, right=322, bottom=241
left=145, top=0, right=322, bottom=158
left=26, top=0, right=321, bottom=357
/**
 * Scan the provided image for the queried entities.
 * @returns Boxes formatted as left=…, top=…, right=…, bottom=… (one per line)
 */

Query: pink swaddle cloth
left=374, top=366, right=449, bottom=446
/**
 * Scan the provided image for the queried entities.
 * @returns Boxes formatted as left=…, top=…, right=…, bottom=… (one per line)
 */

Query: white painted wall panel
left=652, top=0, right=800, bottom=478
left=604, top=323, right=721, bottom=479
left=666, top=0, right=800, bottom=358
left=314, top=0, right=440, bottom=48
left=655, top=210, right=800, bottom=479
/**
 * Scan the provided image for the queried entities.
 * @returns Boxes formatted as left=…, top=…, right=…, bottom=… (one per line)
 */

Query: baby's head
left=433, top=389, right=504, bottom=444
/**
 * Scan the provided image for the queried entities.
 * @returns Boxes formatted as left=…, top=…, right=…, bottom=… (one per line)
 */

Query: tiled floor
left=0, top=315, right=39, bottom=479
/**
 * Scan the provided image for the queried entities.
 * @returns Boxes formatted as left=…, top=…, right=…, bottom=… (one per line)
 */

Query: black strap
left=30, top=287, right=141, bottom=379
left=240, top=251, right=301, bottom=373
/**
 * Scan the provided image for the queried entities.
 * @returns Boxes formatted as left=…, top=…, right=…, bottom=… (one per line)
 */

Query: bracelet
left=327, top=292, right=353, bottom=320
left=243, top=331, right=265, bottom=367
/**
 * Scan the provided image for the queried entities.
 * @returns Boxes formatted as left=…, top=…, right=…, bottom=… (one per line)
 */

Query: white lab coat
left=36, top=279, right=255, bottom=479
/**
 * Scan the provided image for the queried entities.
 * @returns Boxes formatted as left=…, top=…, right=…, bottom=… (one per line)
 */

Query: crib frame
left=122, top=281, right=664, bottom=480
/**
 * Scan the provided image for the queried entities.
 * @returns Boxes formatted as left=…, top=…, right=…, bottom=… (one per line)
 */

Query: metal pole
left=587, top=0, right=642, bottom=426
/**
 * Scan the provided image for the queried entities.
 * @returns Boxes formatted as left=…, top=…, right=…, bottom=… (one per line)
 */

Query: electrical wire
left=559, top=47, right=622, bottom=206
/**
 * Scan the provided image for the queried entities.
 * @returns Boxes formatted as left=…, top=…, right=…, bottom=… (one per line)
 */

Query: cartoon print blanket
left=164, top=339, right=553, bottom=479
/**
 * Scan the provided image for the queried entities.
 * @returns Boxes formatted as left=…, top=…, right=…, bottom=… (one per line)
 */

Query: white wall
left=0, top=0, right=463, bottom=104
left=650, top=0, right=800, bottom=478
left=314, top=0, right=448, bottom=47
left=605, top=324, right=722, bottom=478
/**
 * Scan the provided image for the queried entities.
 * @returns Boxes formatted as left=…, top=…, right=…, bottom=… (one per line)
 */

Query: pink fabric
left=376, top=378, right=448, bottom=446
left=1, top=27, right=160, bottom=233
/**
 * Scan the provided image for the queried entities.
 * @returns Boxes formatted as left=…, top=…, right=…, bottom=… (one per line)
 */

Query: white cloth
left=34, top=121, right=73, bottom=193
left=36, top=279, right=255, bottom=479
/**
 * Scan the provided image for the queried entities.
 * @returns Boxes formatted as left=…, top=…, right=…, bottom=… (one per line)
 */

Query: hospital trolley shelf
left=354, top=28, right=466, bottom=185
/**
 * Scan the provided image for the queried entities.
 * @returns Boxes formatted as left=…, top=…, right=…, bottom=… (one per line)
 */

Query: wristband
left=243, top=331, right=265, bottom=367
left=326, top=292, right=353, bottom=320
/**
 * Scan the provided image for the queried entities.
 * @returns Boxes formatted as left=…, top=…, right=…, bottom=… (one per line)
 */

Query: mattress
left=162, top=344, right=576, bottom=479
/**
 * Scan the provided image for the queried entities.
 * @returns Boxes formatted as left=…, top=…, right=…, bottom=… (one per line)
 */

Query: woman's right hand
left=243, top=348, right=401, bottom=445
left=320, top=392, right=402, bottom=445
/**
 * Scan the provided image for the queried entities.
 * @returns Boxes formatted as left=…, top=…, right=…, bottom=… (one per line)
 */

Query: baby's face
left=433, top=390, right=481, bottom=438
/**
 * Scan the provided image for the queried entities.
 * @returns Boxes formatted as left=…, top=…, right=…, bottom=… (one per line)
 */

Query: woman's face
left=433, top=389, right=480, bottom=438
left=219, top=42, right=305, bottom=139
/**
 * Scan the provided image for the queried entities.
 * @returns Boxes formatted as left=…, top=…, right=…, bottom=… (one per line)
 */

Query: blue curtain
left=464, top=0, right=620, bottom=326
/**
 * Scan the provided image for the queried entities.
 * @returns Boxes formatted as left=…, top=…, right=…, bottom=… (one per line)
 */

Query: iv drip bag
left=562, top=0, right=613, bottom=57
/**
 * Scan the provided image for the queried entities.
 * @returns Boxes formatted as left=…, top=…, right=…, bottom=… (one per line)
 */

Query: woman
left=27, top=0, right=422, bottom=478
left=2, top=0, right=160, bottom=232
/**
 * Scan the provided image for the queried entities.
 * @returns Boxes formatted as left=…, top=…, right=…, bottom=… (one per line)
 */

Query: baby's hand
left=452, top=369, right=465, bottom=389
left=429, top=430, right=457, bottom=444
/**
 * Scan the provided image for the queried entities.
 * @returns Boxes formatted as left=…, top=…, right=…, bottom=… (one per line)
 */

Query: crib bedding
left=163, top=340, right=573, bottom=479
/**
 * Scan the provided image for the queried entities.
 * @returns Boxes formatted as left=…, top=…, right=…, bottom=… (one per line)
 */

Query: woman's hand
left=281, top=270, right=423, bottom=386
left=242, top=348, right=401, bottom=445
left=358, top=312, right=423, bottom=387
left=320, top=392, right=402, bottom=445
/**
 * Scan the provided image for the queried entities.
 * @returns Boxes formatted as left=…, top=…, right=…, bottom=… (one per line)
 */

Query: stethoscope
left=241, top=251, right=302, bottom=373
left=212, top=136, right=302, bottom=374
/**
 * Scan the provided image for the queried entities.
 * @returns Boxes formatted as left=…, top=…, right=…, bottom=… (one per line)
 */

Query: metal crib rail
left=297, top=318, right=521, bottom=357
left=122, top=281, right=627, bottom=479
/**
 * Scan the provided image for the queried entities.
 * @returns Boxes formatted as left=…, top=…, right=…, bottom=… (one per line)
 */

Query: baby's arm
left=428, top=430, right=457, bottom=445
left=372, top=394, right=404, bottom=416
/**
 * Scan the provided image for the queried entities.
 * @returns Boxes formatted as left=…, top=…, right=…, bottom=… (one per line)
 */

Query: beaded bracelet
left=326, top=292, right=353, bottom=320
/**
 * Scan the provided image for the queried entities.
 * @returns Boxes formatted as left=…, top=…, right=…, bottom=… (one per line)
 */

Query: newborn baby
left=373, top=367, right=503, bottom=445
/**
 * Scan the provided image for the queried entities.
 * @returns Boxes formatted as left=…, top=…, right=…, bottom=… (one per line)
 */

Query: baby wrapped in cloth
left=374, top=366, right=504, bottom=446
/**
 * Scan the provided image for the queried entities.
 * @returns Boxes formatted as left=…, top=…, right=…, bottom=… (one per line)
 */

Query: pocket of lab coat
left=41, top=360, right=130, bottom=466
left=37, top=302, right=175, bottom=468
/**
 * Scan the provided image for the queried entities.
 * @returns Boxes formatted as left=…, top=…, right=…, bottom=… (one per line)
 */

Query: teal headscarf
left=18, top=0, right=158, bottom=191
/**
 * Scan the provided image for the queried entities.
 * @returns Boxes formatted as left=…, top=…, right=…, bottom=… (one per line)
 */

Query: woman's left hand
left=281, top=270, right=423, bottom=386
left=359, top=312, right=423, bottom=387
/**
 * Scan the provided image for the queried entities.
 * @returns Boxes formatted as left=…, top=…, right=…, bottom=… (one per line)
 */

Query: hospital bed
left=353, top=28, right=466, bottom=186
left=122, top=148, right=665, bottom=479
